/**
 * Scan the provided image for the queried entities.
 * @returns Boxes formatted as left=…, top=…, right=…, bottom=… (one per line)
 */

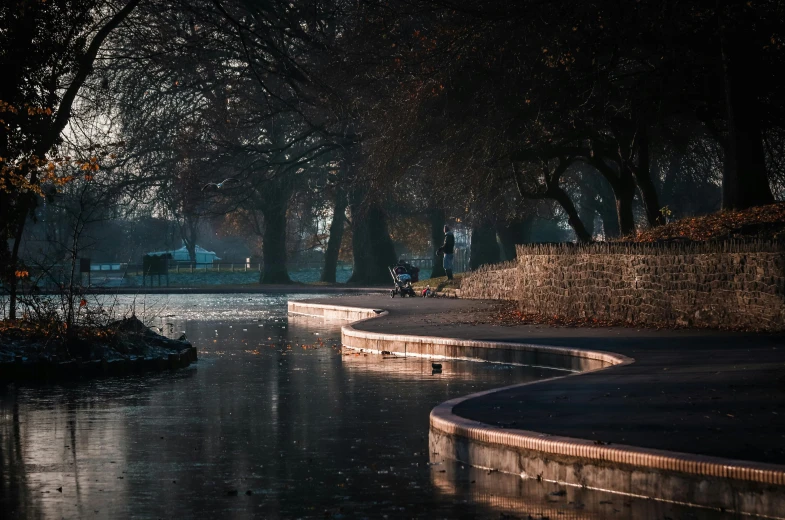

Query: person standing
left=438, top=225, right=455, bottom=280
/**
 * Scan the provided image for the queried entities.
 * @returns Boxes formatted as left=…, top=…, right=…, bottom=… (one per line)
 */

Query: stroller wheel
left=390, top=290, right=396, bottom=298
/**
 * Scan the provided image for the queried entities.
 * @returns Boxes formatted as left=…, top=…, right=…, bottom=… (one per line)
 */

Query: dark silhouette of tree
left=1, top=0, right=142, bottom=319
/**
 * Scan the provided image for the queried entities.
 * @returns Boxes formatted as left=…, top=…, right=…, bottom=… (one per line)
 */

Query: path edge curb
left=287, top=299, right=785, bottom=516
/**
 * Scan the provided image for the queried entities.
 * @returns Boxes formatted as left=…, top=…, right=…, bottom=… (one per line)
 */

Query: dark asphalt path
left=309, top=294, right=785, bottom=466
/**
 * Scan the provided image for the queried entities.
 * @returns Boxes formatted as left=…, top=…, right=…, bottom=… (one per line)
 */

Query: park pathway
left=306, top=294, right=785, bottom=465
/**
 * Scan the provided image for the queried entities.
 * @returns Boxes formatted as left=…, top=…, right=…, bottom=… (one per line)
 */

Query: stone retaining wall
left=458, top=262, right=518, bottom=301
left=460, top=240, right=785, bottom=331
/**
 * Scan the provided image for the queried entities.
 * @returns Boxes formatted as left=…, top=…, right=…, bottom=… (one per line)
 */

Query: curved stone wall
left=287, top=299, right=785, bottom=518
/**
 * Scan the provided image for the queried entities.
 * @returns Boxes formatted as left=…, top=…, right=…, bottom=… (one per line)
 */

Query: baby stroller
left=388, top=261, right=420, bottom=298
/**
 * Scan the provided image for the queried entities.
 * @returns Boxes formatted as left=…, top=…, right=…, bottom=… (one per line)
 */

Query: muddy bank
left=0, top=316, right=196, bottom=382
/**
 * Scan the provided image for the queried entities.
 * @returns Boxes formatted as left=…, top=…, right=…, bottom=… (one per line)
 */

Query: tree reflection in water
left=0, top=295, right=736, bottom=519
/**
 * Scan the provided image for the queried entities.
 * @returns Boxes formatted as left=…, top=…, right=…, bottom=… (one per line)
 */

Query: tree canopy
left=2, top=0, right=783, bottom=310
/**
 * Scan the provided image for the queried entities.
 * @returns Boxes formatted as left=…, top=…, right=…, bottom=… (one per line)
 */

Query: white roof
left=147, top=245, right=221, bottom=259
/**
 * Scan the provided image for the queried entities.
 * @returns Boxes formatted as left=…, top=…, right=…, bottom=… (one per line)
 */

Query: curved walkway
left=292, top=295, right=785, bottom=517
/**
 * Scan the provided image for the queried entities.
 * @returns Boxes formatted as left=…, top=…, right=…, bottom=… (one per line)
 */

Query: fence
left=15, top=261, right=353, bottom=289
left=14, top=252, right=466, bottom=290
left=88, top=261, right=353, bottom=276
left=400, top=249, right=469, bottom=275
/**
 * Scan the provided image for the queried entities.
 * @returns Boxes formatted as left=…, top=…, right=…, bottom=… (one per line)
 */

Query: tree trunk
left=469, top=220, right=501, bottom=270
left=579, top=168, right=619, bottom=239
left=496, top=218, right=533, bottom=260
left=260, top=202, right=291, bottom=284
left=347, top=191, right=397, bottom=285
left=511, top=156, right=590, bottom=244
left=660, top=155, right=680, bottom=212
left=720, top=29, right=775, bottom=210
left=186, top=242, right=196, bottom=265
left=634, top=124, right=665, bottom=227
left=320, top=188, right=348, bottom=283
left=7, top=208, right=27, bottom=320
left=577, top=189, right=596, bottom=239
left=258, top=179, right=292, bottom=284
left=587, top=157, right=636, bottom=237
left=594, top=179, right=621, bottom=239
left=615, top=169, right=637, bottom=237
left=550, top=186, right=592, bottom=243
left=429, top=207, right=447, bottom=278
left=181, top=218, right=198, bottom=264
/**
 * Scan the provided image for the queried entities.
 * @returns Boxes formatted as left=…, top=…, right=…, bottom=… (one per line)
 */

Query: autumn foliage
left=631, top=202, right=785, bottom=243
left=479, top=302, right=633, bottom=329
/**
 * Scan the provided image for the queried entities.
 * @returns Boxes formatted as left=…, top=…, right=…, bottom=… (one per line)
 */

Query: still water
left=1, top=294, right=739, bottom=519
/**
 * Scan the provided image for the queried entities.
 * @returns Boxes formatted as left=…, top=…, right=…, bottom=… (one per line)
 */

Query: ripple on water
left=0, top=294, right=737, bottom=519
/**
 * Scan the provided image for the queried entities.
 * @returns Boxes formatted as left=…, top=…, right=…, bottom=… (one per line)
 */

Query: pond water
left=1, top=294, right=738, bottom=519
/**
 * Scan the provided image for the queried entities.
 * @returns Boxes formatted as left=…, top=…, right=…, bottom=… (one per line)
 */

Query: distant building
left=146, top=245, right=221, bottom=266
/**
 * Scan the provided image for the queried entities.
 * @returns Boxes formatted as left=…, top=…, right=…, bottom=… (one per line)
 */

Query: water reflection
left=1, top=295, right=553, bottom=518
left=0, top=295, right=737, bottom=519
left=430, top=459, right=741, bottom=520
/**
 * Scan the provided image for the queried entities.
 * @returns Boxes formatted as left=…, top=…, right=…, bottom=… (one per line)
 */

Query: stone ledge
left=287, top=301, right=386, bottom=321
left=430, top=389, right=785, bottom=486
left=341, top=324, right=626, bottom=372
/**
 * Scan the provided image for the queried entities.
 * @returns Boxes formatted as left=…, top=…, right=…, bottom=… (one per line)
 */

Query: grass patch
left=412, top=274, right=463, bottom=292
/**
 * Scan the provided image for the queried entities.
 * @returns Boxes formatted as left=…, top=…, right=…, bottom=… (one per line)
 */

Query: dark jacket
left=442, top=232, right=455, bottom=254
